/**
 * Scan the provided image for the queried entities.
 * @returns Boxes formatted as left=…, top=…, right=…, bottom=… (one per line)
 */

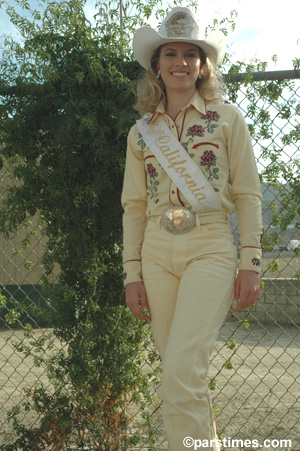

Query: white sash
left=137, top=116, right=221, bottom=212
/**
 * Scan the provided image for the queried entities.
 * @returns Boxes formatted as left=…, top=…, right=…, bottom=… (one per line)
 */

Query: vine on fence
left=226, top=59, right=300, bottom=277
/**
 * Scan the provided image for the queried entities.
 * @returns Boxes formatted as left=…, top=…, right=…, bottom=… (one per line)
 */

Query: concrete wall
left=0, top=221, right=59, bottom=286
left=0, top=223, right=45, bottom=286
left=232, top=279, right=300, bottom=325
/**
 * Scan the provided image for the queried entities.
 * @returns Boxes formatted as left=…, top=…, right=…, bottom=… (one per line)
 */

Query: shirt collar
left=148, top=91, right=207, bottom=124
left=188, top=91, right=207, bottom=116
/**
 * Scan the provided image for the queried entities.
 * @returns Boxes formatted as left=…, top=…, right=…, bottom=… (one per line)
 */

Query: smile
left=171, top=72, right=189, bottom=77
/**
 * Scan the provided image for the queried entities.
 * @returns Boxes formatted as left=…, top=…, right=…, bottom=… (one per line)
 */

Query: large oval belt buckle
left=160, top=206, right=196, bottom=235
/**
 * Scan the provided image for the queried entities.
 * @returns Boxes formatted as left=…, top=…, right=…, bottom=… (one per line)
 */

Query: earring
left=198, top=74, right=201, bottom=80
left=157, top=70, right=161, bottom=79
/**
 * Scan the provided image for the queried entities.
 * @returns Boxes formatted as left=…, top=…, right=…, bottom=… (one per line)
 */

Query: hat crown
left=159, top=9, right=200, bottom=40
left=132, top=6, right=226, bottom=69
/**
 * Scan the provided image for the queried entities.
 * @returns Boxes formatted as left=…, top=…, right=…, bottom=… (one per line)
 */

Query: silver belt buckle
left=160, top=206, right=196, bottom=235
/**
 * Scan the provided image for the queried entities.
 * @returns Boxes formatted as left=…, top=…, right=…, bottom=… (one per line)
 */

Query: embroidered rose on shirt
left=146, top=163, right=160, bottom=204
left=202, top=111, right=220, bottom=133
left=201, top=150, right=216, bottom=166
left=186, top=112, right=220, bottom=137
left=187, top=125, right=205, bottom=137
left=182, top=112, right=220, bottom=151
left=203, top=111, right=219, bottom=121
left=147, top=163, right=157, bottom=177
left=200, top=150, right=219, bottom=182
left=252, top=258, right=261, bottom=267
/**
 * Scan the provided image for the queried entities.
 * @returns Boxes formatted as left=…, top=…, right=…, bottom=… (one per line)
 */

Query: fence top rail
left=224, top=69, right=300, bottom=83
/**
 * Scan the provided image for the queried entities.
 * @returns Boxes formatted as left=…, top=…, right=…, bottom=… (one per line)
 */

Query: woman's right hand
left=125, top=281, right=151, bottom=322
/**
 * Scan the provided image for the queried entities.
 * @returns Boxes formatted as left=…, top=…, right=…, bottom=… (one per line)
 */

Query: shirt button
left=172, top=125, right=175, bottom=128
left=172, top=190, right=175, bottom=194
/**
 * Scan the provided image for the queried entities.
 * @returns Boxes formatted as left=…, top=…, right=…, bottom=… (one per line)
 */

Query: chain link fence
left=1, top=71, right=300, bottom=450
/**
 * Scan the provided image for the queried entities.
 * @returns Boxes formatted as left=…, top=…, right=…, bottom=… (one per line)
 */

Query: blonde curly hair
left=135, top=45, right=225, bottom=116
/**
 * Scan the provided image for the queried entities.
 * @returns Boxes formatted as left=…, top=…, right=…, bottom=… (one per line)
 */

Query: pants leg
left=141, top=220, right=237, bottom=451
left=159, top=259, right=235, bottom=451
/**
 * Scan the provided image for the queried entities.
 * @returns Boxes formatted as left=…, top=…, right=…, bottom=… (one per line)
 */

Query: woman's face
left=158, top=42, right=202, bottom=96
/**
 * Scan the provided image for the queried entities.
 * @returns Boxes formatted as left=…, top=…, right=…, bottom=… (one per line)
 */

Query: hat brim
left=133, top=27, right=226, bottom=70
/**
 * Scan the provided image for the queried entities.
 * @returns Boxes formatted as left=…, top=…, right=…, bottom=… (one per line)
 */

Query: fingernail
left=231, top=299, right=239, bottom=309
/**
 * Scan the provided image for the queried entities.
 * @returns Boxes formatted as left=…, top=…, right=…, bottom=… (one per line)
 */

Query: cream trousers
left=141, top=215, right=237, bottom=451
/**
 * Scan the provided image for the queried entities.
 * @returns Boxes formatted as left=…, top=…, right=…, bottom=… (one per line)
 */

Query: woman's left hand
left=233, top=269, right=260, bottom=312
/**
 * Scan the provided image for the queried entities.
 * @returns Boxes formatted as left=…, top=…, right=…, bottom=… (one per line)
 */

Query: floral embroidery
left=200, top=150, right=219, bottom=181
left=182, top=111, right=220, bottom=152
left=187, top=124, right=205, bottom=137
left=123, top=272, right=127, bottom=280
left=147, top=163, right=157, bottom=177
left=186, top=111, right=220, bottom=139
left=201, top=150, right=216, bottom=166
left=202, top=111, right=220, bottom=133
left=203, top=111, right=219, bottom=121
left=252, top=258, right=261, bottom=267
left=138, top=132, right=146, bottom=150
left=146, top=163, right=160, bottom=204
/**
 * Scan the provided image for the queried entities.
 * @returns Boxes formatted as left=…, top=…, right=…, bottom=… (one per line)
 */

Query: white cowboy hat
left=133, top=7, right=226, bottom=70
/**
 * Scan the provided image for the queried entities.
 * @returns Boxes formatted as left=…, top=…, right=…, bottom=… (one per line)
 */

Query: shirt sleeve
left=121, top=125, right=148, bottom=286
left=227, top=106, right=263, bottom=273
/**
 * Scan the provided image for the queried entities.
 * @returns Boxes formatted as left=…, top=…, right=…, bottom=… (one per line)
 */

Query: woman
left=121, top=7, right=263, bottom=451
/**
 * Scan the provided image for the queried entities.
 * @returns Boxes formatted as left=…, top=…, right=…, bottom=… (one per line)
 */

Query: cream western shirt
left=121, top=92, right=263, bottom=286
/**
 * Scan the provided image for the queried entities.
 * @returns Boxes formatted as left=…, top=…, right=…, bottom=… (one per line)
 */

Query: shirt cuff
left=123, top=260, right=142, bottom=286
left=239, top=247, right=262, bottom=274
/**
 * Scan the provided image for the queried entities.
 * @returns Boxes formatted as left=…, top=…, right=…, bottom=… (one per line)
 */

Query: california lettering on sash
left=137, top=117, right=221, bottom=212
left=154, top=136, right=207, bottom=201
